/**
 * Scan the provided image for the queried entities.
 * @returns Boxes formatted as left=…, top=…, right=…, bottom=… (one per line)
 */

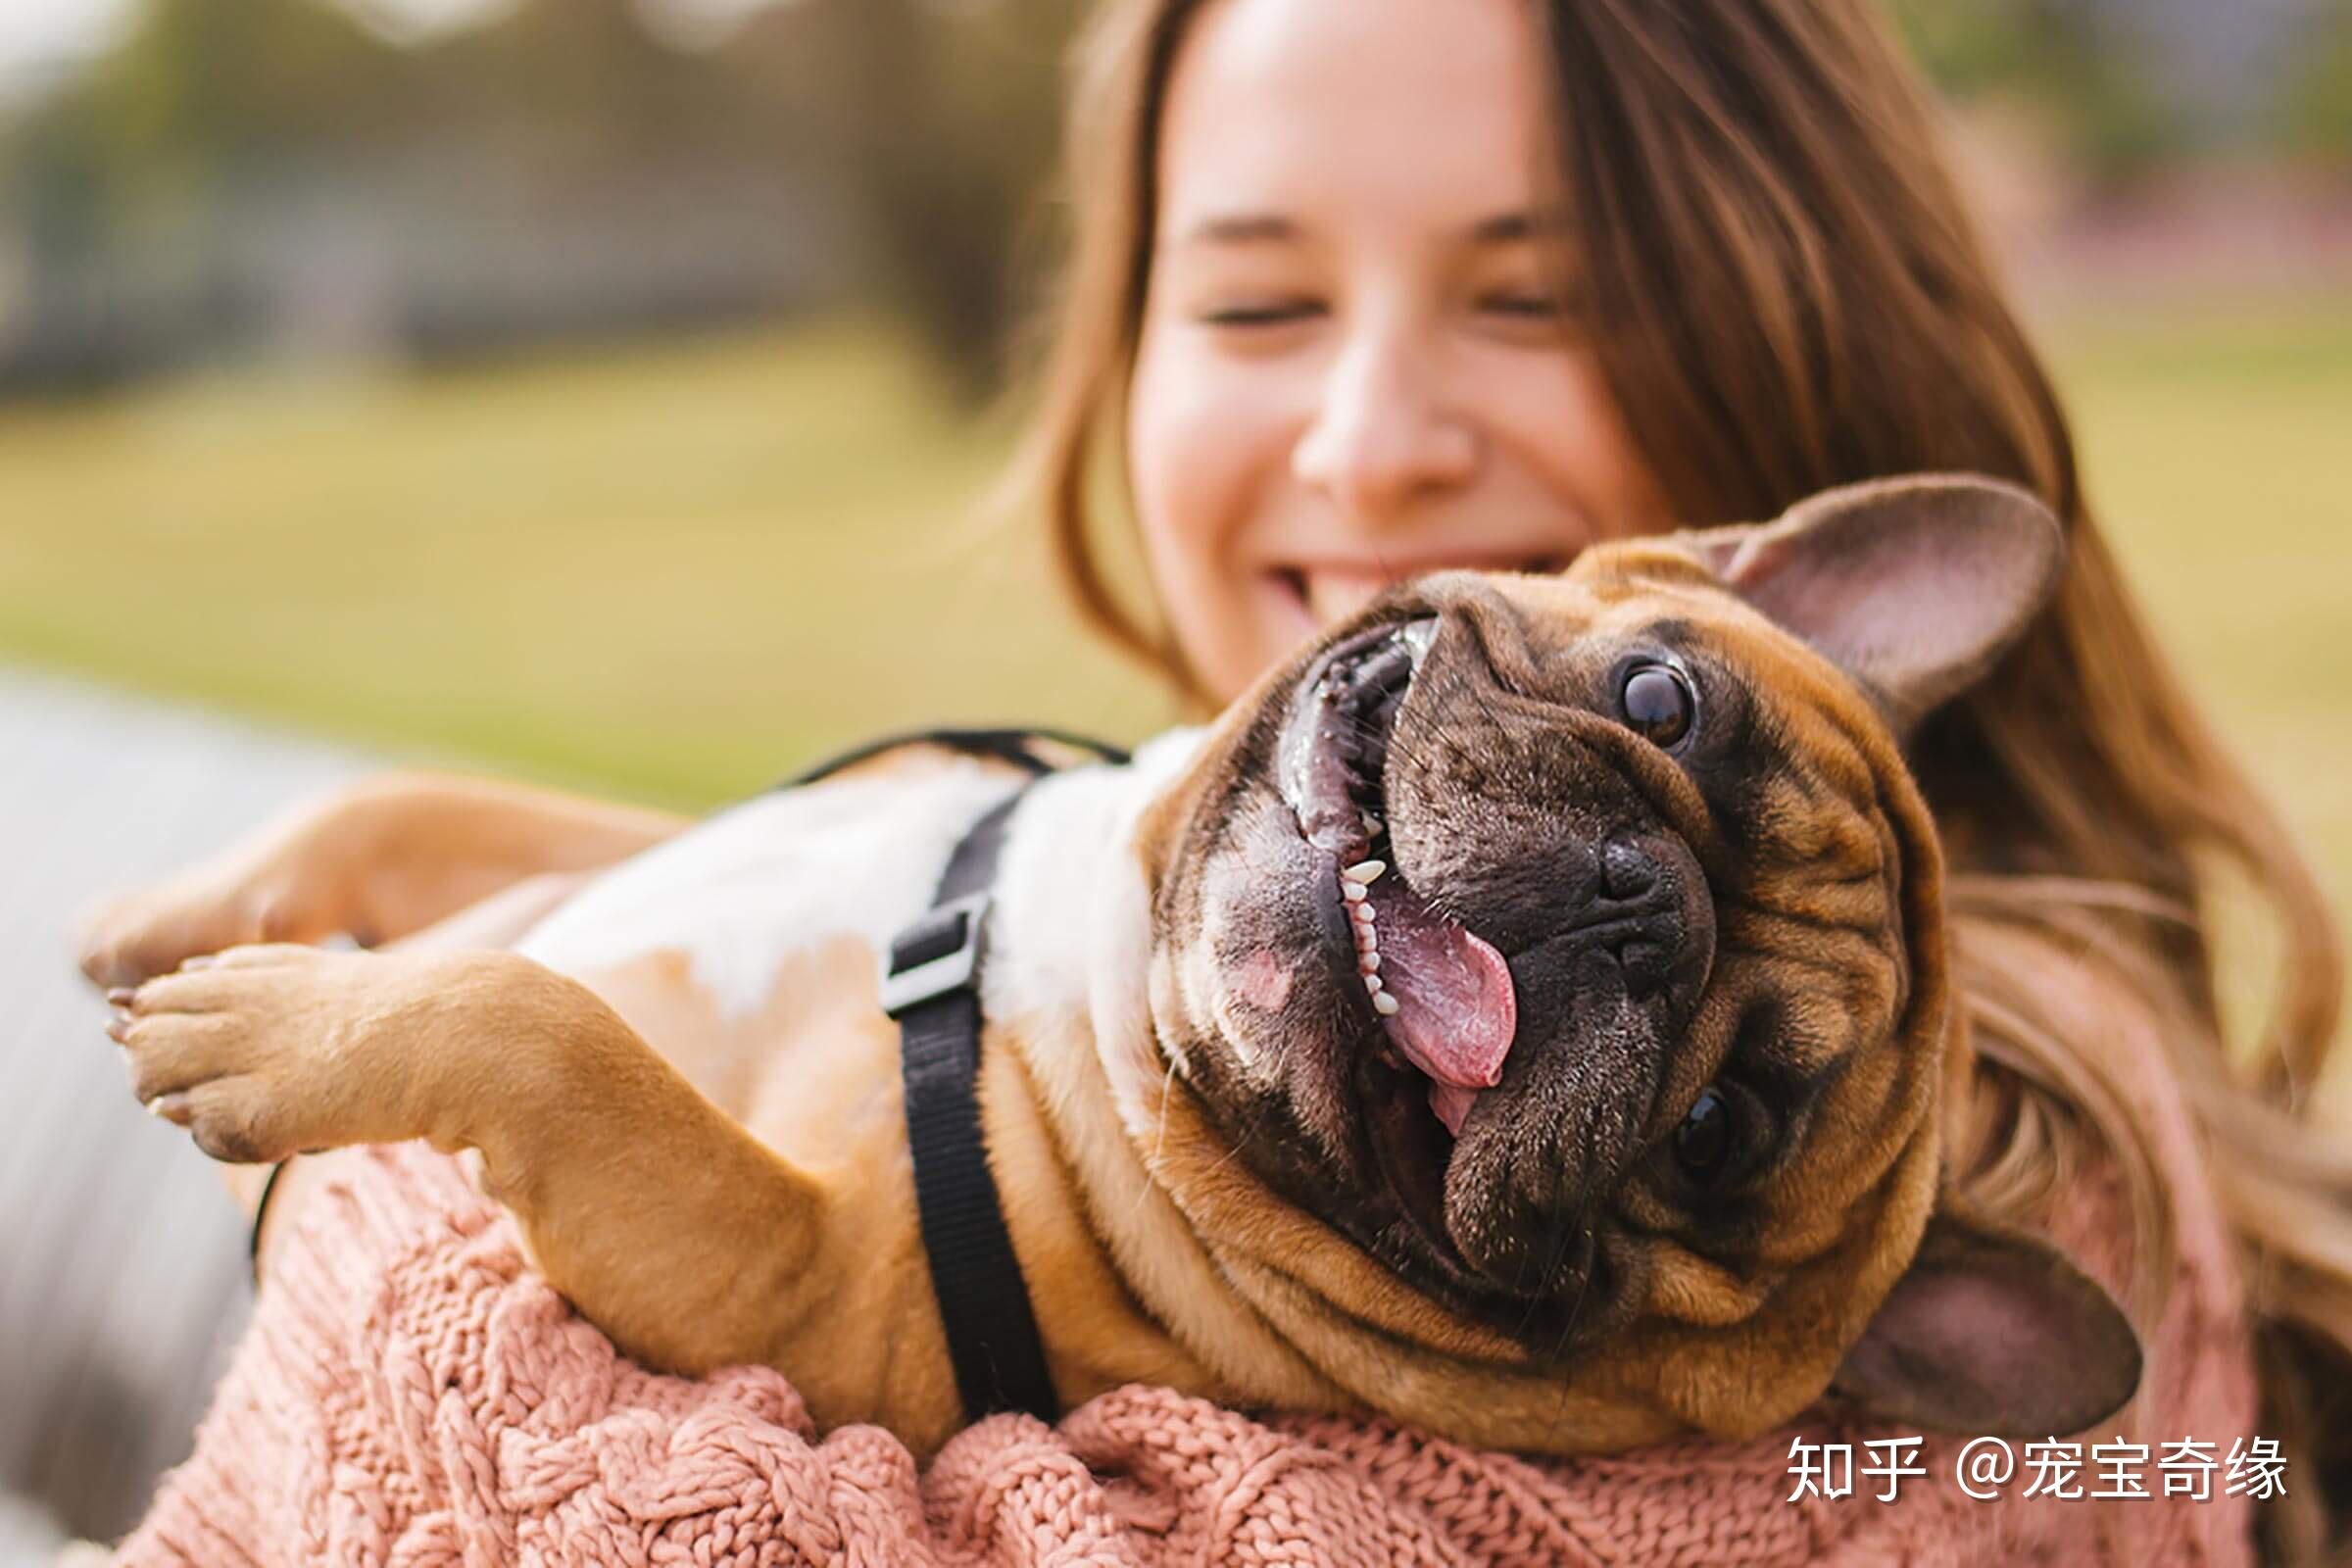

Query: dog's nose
left=1600, top=840, right=1657, bottom=901
left=1584, top=836, right=1693, bottom=1001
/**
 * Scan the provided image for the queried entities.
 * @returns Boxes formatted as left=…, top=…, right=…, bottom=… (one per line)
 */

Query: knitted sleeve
left=115, top=1094, right=2257, bottom=1565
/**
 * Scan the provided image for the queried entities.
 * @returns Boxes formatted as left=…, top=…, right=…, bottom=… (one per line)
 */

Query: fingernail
left=146, top=1094, right=186, bottom=1120
left=105, top=987, right=135, bottom=1007
left=181, top=956, right=217, bottom=971
left=106, top=1014, right=130, bottom=1043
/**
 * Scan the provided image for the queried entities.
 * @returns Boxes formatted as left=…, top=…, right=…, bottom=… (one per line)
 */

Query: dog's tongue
left=1366, top=880, right=1517, bottom=1132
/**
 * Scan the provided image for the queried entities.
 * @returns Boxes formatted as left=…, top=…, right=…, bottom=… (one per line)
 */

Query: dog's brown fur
left=83, top=475, right=2142, bottom=1458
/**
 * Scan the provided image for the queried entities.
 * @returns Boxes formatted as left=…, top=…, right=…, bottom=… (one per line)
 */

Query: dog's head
left=1135, top=474, right=2140, bottom=1446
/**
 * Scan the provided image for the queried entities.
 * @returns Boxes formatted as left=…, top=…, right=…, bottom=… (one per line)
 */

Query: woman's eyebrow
left=1163, top=209, right=1569, bottom=250
left=1468, top=211, right=1569, bottom=245
left=1166, top=213, right=1300, bottom=249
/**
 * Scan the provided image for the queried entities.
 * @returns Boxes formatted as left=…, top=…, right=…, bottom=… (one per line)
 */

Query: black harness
left=777, top=727, right=1130, bottom=1425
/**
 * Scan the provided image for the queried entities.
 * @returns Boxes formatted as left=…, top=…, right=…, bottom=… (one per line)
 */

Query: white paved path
left=0, top=667, right=368, bottom=1562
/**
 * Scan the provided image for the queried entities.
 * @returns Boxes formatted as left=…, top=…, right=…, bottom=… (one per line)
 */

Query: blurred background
left=0, top=0, right=2347, bottom=840
left=0, top=0, right=2347, bottom=1553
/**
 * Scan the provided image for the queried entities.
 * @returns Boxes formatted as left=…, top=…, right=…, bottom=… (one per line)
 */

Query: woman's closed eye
left=1475, top=290, right=1563, bottom=318
left=1471, top=286, right=1583, bottom=339
left=1197, top=298, right=1326, bottom=328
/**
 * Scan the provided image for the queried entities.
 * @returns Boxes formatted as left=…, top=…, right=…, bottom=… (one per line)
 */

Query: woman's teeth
left=1301, top=568, right=1405, bottom=628
left=1291, top=558, right=1571, bottom=627
left=1343, top=858, right=1397, bottom=1013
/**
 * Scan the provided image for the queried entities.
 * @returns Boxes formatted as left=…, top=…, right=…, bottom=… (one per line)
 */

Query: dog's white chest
left=513, top=762, right=1021, bottom=1022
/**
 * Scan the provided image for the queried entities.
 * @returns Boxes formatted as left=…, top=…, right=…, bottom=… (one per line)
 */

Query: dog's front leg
left=77, top=771, right=688, bottom=989
left=110, top=944, right=827, bottom=1376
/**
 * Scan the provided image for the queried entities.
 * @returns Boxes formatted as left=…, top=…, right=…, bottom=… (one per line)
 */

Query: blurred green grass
left=2037, top=298, right=2352, bottom=936
left=1, top=305, right=2345, bottom=941
left=0, top=321, right=1173, bottom=809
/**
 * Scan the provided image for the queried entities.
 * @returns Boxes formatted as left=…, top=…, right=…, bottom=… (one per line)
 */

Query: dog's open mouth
left=1276, top=619, right=1521, bottom=1219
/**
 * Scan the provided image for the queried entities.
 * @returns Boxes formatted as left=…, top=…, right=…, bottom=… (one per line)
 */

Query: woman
left=1004, top=0, right=2352, bottom=1556
left=100, top=0, right=2348, bottom=1560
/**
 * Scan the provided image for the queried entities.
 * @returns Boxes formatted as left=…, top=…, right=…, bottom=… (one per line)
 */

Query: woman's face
left=1127, top=0, right=1671, bottom=705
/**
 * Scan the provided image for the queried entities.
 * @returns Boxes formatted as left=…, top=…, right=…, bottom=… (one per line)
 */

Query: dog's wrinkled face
left=1134, top=475, right=2136, bottom=1441
left=1150, top=552, right=1928, bottom=1341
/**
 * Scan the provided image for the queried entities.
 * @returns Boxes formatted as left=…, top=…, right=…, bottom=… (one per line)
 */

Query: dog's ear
left=1828, top=1206, right=2142, bottom=1436
left=1687, top=474, right=2066, bottom=733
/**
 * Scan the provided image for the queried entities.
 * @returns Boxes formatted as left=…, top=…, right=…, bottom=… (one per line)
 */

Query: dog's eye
left=1620, top=663, right=1695, bottom=749
left=1673, top=1085, right=1736, bottom=1185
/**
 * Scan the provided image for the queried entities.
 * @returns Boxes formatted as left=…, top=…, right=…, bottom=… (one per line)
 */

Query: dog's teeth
left=1363, top=974, right=1384, bottom=996
left=1349, top=903, right=1376, bottom=927
left=1362, top=951, right=1381, bottom=972
left=1372, top=991, right=1400, bottom=1016
left=1343, top=859, right=1386, bottom=885
left=1341, top=880, right=1367, bottom=904
left=1360, top=812, right=1383, bottom=835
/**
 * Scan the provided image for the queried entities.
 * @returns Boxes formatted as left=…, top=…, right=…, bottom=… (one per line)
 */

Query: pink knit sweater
left=117, top=1014, right=2262, bottom=1564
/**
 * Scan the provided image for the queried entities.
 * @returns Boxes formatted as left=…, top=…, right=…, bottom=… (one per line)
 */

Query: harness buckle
left=881, top=893, right=994, bottom=1017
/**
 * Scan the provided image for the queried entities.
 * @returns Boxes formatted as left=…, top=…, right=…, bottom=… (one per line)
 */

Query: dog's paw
left=75, top=857, right=330, bottom=993
left=105, top=945, right=426, bottom=1164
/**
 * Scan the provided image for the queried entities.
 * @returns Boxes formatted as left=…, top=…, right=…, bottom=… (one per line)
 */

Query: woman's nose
left=1292, top=325, right=1478, bottom=524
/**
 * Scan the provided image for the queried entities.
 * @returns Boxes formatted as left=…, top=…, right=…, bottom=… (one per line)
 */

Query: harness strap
left=881, top=789, right=1057, bottom=1423
left=772, top=725, right=1129, bottom=793
left=820, top=726, right=1129, bottom=1424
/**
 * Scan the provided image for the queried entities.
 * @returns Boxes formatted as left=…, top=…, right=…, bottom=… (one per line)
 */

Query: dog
left=81, top=473, right=2141, bottom=1460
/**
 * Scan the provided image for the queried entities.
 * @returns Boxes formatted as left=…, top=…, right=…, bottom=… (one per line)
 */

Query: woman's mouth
left=1282, top=566, right=1416, bottom=630
left=1271, top=556, right=1569, bottom=632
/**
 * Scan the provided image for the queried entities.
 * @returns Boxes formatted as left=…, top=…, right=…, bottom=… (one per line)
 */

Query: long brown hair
left=1000, top=0, right=2350, bottom=1558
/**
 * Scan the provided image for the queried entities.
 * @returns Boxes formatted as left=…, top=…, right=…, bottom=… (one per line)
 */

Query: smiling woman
left=1118, top=0, right=1665, bottom=701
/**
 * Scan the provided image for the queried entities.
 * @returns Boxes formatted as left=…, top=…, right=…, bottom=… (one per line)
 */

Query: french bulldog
left=84, top=473, right=2140, bottom=1459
